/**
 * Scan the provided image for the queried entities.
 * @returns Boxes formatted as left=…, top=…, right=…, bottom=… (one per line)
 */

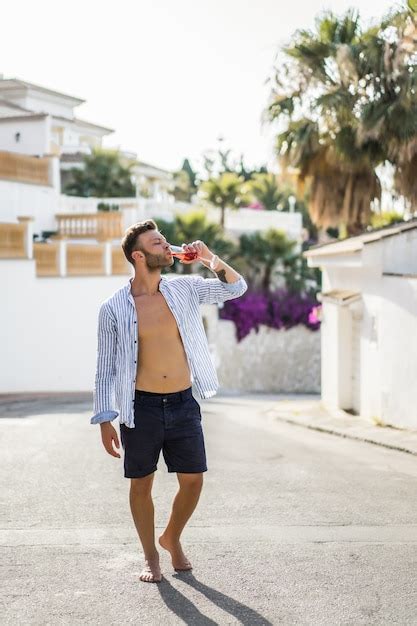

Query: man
left=91, top=219, right=247, bottom=583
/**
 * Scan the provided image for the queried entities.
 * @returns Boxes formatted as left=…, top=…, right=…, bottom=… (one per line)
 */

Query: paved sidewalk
left=264, top=395, right=417, bottom=456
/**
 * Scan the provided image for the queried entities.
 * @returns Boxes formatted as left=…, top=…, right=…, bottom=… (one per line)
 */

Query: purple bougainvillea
left=219, top=290, right=321, bottom=342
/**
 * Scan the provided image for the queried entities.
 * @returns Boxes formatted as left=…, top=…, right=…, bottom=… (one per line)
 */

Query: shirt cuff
left=90, top=410, right=119, bottom=424
left=221, top=276, right=247, bottom=294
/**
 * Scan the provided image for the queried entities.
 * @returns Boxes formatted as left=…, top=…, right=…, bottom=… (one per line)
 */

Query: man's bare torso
left=134, top=292, right=192, bottom=393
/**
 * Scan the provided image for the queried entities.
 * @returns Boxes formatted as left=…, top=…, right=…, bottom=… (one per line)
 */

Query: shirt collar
left=126, top=275, right=168, bottom=304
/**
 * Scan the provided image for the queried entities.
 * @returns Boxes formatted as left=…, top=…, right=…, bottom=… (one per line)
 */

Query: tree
left=245, top=173, right=284, bottom=211
left=152, top=218, right=177, bottom=246
left=237, top=156, right=268, bottom=182
left=358, top=13, right=417, bottom=206
left=201, top=142, right=267, bottom=180
left=265, top=9, right=416, bottom=236
left=282, top=253, right=321, bottom=295
left=370, top=210, right=405, bottom=229
left=199, top=172, right=246, bottom=229
left=238, top=229, right=296, bottom=292
left=63, top=148, right=136, bottom=197
left=171, top=159, right=198, bottom=202
left=174, top=210, right=236, bottom=273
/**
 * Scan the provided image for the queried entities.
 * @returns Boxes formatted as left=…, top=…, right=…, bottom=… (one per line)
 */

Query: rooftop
left=0, top=77, right=85, bottom=106
left=304, top=218, right=417, bottom=258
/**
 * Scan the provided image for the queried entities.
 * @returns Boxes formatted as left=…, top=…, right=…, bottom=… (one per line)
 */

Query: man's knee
left=130, top=473, right=154, bottom=498
left=177, top=472, right=204, bottom=491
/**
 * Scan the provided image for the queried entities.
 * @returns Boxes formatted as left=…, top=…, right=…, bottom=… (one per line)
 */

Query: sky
left=1, top=0, right=401, bottom=173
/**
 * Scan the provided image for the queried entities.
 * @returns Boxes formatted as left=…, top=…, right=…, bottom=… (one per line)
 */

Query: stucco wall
left=0, top=116, right=50, bottom=155
left=320, top=236, right=417, bottom=430
left=213, top=319, right=320, bottom=393
left=0, top=259, right=130, bottom=393
left=378, top=275, right=417, bottom=429
left=0, top=179, right=59, bottom=233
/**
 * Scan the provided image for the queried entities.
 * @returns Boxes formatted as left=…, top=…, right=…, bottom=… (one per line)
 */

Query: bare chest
left=134, top=293, right=179, bottom=339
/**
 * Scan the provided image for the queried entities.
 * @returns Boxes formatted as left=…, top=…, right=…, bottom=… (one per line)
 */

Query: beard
left=143, top=251, right=174, bottom=270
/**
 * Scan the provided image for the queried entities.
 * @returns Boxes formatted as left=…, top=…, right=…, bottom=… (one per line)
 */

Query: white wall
left=209, top=207, right=302, bottom=243
left=382, top=228, right=417, bottom=274
left=23, top=95, right=75, bottom=120
left=0, top=179, right=59, bottom=234
left=141, top=202, right=303, bottom=243
left=320, top=237, right=417, bottom=429
left=320, top=302, right=349, bottom=409
left=0, top=259, right=132, bottom=393
left=0, top=117, right=50, bottom=155
left=0, top=259, right=320, bottom=396
left=379, top=275, right=417, bottom=429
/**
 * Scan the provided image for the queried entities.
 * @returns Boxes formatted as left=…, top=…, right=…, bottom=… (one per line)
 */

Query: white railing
left=54, top=212, right=124, bottom=240
left=57, top=195, right=141, bottom=214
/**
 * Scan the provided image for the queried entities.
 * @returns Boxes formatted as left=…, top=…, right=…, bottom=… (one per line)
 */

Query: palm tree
left=174, top=210, right=236, bottom=273
left=171, top=159, right=198, bottom=202
left=64, top=148, right=136, bottom=197
left=266, top=9, right=415, bottom=236
left=238, top=229, right=296, bottom=292
left=245, top=173, right=284, bottom=211
left=358, top=13, right=417, bottom=207
left=199, top=172, right=245, bottom=229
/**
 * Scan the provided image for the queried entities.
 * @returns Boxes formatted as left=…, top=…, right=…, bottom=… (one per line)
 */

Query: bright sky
left=2, top=0, right=401, bottom=172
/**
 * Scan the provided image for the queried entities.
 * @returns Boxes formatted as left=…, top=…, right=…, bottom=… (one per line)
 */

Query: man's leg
left=159, top=472, right=204, bottom=570
left=129, top=473, right=162, bottom=582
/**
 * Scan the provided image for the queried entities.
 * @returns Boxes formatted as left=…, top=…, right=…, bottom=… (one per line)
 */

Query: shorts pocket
left=187, top=396, right=202, bottom=420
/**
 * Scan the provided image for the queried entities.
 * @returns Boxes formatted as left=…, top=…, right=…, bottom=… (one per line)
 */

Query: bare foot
left=139, top=553, right=162, bottom=583
left=159, top=533, right=192, bottom=571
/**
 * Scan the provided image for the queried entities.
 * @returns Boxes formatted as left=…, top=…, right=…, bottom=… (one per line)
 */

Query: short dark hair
left=121, top=219, right=158, bottom=266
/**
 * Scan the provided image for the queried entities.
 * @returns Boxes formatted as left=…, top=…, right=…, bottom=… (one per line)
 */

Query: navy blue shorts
left=119, top=387, right=207, bottom=479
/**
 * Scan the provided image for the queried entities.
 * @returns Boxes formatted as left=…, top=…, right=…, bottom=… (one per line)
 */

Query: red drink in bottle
left=169, top=245, right=198, bottom=262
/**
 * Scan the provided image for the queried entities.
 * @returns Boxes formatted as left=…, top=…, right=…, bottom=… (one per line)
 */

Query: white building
left=0, top=77, right=113, bottom=164
left=0, top=76, right=173, bottom=199
left=305, top=219, right=417, bottom=429
left=0, top=77, right=303, bottom=248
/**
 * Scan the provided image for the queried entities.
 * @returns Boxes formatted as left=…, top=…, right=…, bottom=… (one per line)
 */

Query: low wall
left=0, top=179, right=59, bottom=233
left=214, top=319, right=321, bottom=393
left=0, top=259, right=320, bottom=395
left=0, top=259, right=130, bottom=394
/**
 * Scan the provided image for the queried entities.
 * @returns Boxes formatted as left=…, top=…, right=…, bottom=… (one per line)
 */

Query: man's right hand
left=100, top=422, right=121, bottom=458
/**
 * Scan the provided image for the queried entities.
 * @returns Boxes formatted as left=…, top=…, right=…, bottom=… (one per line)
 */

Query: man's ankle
left=144, top=548, right=159, bottom=561
left=160, top=530, right=180, bottom=542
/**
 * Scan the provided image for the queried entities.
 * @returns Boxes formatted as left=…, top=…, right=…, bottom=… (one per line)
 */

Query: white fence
left=1, top=182, right=303, bottom=245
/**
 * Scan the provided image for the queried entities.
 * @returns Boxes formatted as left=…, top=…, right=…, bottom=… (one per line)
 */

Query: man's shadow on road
left=157, top=571, right=272, bottom=626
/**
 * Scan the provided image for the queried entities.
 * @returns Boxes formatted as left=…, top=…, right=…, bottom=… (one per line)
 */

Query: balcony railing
left=54, top=212, right=124, bottom=241
left=33, top=241, right=60, bottom=276
left=0, top=151, right=51, bottom=186
left=67, top=244, right=108, bottom=276
left=0, top=217, right=33, bottom=258
left=1, top=218, right=131, bottom=276
left=33, top=241, right=131, bottom=277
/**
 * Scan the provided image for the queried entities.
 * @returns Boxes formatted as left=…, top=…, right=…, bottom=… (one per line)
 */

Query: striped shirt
left=91, top=272, right=248, bottom=428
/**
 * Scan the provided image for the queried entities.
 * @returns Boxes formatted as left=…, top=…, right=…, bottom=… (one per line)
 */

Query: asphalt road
left=1, top=393, right=417, bottom=625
